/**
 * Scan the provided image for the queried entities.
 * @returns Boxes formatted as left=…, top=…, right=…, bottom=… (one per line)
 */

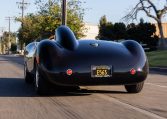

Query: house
left=153, top=23, right=167, bottom=38
left=81, top=23, right=99, bottom=40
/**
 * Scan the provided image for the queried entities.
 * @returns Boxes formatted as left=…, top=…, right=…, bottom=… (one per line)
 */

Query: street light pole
left=62, top=0, right=67, bottom=25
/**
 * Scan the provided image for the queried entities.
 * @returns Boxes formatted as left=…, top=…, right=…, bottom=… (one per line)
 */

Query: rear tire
left=24, top=64, right=34, bottom=84
left=35, top=65, right=49, bottom=95
left=125, top=81, right=144, bottom=93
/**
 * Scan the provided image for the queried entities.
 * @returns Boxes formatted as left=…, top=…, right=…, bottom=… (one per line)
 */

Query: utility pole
left=49, top=0, right=52, bottom=6
left=62, top=0, right=67, bottom=25
left=16, top=0, right=30, bottom=51
left=5, top=17, right=14, bottom=54
left=16, top=0, right=29, bottom=28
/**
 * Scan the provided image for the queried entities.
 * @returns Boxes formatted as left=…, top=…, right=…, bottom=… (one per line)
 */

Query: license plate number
left=91, top=65, right=112, bottom=78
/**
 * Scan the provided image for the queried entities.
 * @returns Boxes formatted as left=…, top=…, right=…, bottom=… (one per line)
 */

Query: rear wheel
left=24, top=63, right=34, bottom=84
left=125, top=81, right=144, bottom=93
left=35, top=65, right=50, bottom=95
left=34, top=65, right=79, bottom=94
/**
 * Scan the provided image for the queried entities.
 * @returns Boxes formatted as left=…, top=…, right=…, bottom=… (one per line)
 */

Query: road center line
left=95, top=94, right=166, bottom=119
left=146, top=83, right=167, bottom=88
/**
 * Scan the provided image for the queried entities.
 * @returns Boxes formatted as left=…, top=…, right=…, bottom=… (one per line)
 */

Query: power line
left=16, top=0, right=30, bottom=50
left=5, top=17, right=14, bottom=33
left=16, top=0, right=30, bottom=28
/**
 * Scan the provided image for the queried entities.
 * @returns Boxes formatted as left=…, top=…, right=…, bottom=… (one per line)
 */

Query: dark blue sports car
left=24, top=0, right=149, bottom=94
left=24, top=25, right=148, bottom=94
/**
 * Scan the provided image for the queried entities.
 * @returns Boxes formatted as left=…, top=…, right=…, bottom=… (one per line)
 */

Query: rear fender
left=36, top=40, right=62, bottom=69
left=122, top=40, right=149, bottom=73
left=122, top=40, right=144, bottom=56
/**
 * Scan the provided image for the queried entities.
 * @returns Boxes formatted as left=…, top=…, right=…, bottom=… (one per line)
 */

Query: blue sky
left=0, top=0, right=165, bottom=32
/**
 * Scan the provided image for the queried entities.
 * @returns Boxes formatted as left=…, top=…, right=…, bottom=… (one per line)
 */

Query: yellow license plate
left=91, top=66, right=112, bottom=78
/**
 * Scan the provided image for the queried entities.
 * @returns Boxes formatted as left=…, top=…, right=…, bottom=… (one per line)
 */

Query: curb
left=149, top=67, right=167, bottom=74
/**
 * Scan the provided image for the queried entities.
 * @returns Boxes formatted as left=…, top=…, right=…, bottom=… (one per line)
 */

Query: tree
left=0, top=31, right=16, bottom=54
left=96, top=15, right=107, bottom=39
left=96, top=15, right=114, bottom=40
left=112, top=23, right=126, bottom=41
left=35, top=0, right=85, bottom=38
left=17, top=0, right=85, bottom=47
left=126, top=23, right=139, bottom=41
left=97, top=16, right=158, bottom=50
left=2, top=32, right=16, bottom=48
left=17, top=14, right=42, bottom=45
left=97, top=16, right=126, bottom=41
left=123, top=0, right=167, bottom=50
left=10, top=43, right=17, bottom=52
left=126, top=19, right=158, bottom=51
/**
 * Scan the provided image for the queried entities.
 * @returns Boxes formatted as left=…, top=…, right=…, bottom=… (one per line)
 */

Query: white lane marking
left=96, top=94, right=166, bottom=119
left=146, top=83, right=167, bottom=88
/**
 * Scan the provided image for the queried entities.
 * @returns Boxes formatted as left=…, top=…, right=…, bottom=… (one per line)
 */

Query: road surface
left=0, top=55, right=167, bottom=119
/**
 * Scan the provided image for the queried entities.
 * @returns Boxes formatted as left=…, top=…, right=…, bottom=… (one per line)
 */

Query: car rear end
left=38, top=40, right=148, bottom=86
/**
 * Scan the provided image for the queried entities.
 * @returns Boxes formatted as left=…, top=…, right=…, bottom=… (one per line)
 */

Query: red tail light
left=130, top=68, right=136, bottom=75
left=66, top=69, right=73, bottom=75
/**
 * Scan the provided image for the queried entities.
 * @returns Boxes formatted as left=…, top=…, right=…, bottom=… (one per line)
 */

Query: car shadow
left=0, top=78, right=127, bottom=97
left=0, top=78, right=36, bottom=97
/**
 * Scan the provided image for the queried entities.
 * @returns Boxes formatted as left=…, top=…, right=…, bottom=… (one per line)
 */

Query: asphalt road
left=0, top=55, right=167, bottom=119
